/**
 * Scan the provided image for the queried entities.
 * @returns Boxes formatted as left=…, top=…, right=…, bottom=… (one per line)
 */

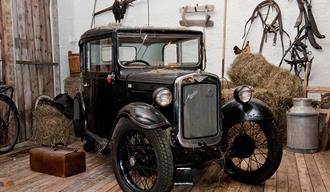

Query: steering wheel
left=123, top=59, right=150, bottom=66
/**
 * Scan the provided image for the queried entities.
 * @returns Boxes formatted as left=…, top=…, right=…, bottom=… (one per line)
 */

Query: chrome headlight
left=153, top=87, right=172, bottom=107
left=234, top=85, right=253, bottom=104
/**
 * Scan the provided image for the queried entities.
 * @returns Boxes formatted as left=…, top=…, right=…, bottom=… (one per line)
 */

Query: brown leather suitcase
left=30, top=146, right=86, bottom=177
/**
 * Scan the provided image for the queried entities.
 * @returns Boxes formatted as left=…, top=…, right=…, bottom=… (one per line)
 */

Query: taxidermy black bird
left=112, top=0, right=122, bottom=23
left=94, top=0, right=136, bottom=23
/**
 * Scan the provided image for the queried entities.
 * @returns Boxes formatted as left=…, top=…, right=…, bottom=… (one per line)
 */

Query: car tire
left=221, top=120, right=283, bottom=184
left=111, top=118, right=174, bottom=192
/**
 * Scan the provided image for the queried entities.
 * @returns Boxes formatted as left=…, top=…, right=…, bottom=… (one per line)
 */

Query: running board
left=173, top=167, right=194, bottom=185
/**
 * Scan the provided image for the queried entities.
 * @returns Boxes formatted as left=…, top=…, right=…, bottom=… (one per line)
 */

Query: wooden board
left=51, top=0, right=61, bottom=95
left=1, top=145, right=330, bottom=192
left=1, top=0, right=16, bottom=85
left=4, top=0, right=57, bottom=141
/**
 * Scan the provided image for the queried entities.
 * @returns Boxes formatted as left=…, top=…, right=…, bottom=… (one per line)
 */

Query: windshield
left=117, top=33, right=201, bottom=68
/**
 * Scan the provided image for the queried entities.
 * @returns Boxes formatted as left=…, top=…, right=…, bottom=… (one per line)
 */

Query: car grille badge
left=193, top=75, right=207, bottom=82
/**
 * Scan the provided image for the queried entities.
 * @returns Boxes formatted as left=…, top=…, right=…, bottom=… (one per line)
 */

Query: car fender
left=222, top=98, right=274, bottom=128
left=113, top=102, right=171, bottom=130
left=73, top=92, right=88, bottom=137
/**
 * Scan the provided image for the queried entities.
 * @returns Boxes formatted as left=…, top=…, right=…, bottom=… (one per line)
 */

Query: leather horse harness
left=280, top=0, right=325, bottom=78
left=242, top=0, right=290, bottom=55
left=240, top=0, right=325, bottom=79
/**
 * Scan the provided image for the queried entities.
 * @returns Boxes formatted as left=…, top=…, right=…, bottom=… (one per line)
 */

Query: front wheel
left=0, top=95, right=20, bottom=154
left=111, top=118, right=174, bottom=192
left=221, top=120, right=282, bottom=184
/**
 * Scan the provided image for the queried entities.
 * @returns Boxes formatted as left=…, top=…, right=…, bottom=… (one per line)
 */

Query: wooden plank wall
left=13, top=0, right=55, bottom=141
left=1, top=0, right=16, bottom=86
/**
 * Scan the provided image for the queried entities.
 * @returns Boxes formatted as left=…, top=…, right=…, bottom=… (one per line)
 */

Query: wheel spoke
left=252, top=154, right=263, bottom=169
left=118, top=129, right=160, bottom=191
left=226, top=121, right=271, bottom=172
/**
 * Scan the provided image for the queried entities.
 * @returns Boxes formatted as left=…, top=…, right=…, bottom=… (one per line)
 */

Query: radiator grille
left=182, top=84, right=218, bottom=139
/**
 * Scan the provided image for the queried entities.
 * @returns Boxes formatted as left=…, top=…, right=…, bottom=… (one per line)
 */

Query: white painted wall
left=58, top=0, right=330, bottom=91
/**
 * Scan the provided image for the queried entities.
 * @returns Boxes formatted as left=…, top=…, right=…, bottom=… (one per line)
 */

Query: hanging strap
left=242, top=0, right=290, bottom=57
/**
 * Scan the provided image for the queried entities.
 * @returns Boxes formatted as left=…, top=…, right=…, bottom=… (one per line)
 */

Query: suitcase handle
left=42, top=143, right=79, bottom=152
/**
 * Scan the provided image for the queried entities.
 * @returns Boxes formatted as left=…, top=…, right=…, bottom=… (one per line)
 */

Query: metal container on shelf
left=287, top=98, right=319, bottom=153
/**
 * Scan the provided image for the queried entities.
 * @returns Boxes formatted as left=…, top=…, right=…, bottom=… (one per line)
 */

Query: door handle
left=83, top=82, right=90, bottom=87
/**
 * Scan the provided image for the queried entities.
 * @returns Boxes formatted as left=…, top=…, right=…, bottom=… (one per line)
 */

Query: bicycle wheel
left=0, top=95, right=20, bottom=154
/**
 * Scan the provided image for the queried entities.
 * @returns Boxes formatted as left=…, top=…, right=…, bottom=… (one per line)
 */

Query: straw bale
left=267, top=69, right=303, bottom=99
left=221, top=79, right=235, bottom=90
left=30, top=105, right=76, bottom=145
left=228, top=52, right=302, bottom=98
left=228, top=53, right=274, bottom=88
left=221, top=88, right=235, bottom=104
left=64, top=76, right=81, bottom=98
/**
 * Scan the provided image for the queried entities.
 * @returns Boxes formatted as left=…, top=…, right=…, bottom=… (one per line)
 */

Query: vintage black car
left=73, top=26, right=283, bottom=192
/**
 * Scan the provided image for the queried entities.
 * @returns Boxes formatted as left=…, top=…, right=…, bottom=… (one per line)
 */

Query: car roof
left=79, top=26, right=203, bottom=44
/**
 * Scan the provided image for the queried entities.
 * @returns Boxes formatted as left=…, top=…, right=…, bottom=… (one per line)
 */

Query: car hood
left=123, top=69, right=197, bottom=84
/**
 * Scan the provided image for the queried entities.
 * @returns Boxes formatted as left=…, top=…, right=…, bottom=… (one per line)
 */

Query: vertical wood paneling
left=14, top=0, right=27, bottom=140
left=7, top=0, right=56, bottom=141
left=1, top=0, right=16, bottom=86
left=0, top=0, right=4, bottom=83
left=51, top=0, right=61, bottom=95
left=25, top=0, right=37, bottom=139
left=32, top=0, right=43, bottom=96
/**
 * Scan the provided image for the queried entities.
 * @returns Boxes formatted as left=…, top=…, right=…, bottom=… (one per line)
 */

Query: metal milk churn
left=287, top=98, right=319, bottom=153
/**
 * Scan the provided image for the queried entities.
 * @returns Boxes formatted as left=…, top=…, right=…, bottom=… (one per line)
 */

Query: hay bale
left=221, top=88, right=235, bottom=104
left=221, top=79, right=235, bottom=89
left=267, top=69, right=303, bottom=99
left=30, top=105, right=76, bottom=145
left=64, top=76, right=81, bottom=98
left=228, top=52, right=303, bottom=98
left=228, top=53, right=274, bottom=87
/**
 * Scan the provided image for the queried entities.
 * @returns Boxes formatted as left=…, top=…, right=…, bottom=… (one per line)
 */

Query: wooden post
left=221, top=0, right=228, bottom=79
left=51, top=0, right=61, bottom=95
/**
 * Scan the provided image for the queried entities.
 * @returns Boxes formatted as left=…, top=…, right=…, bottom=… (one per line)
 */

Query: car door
left=82, top=37, right=114, bottom=137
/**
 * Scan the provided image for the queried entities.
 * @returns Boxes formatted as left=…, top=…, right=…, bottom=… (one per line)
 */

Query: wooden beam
left=306, top=86, right=330, bottom=93
left=16, top=60, right=58, bottom=65
left=51, top=0, right=61, bottom=95
left=320, top=106, right=330, bottom=151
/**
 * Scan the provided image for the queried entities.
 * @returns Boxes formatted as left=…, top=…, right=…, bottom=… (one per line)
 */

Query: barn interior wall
left=1, top=0, right=58, bottom=141
left=60, top=0, right=330, bottom=90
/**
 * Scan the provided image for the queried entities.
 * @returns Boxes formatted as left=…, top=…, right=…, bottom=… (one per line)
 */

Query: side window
left=163, top=43, right=177, bottom=65
left=88, top=38, right=112, bottom=72
left=119, top=46, right=136, bottom=61
left=163, top=39, right=199, bottom=66
left=182, top=39, right=199, bottom=64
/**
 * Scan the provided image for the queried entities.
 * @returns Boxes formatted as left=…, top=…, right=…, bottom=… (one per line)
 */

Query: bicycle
left=0, top=84, right=20, bottom=154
